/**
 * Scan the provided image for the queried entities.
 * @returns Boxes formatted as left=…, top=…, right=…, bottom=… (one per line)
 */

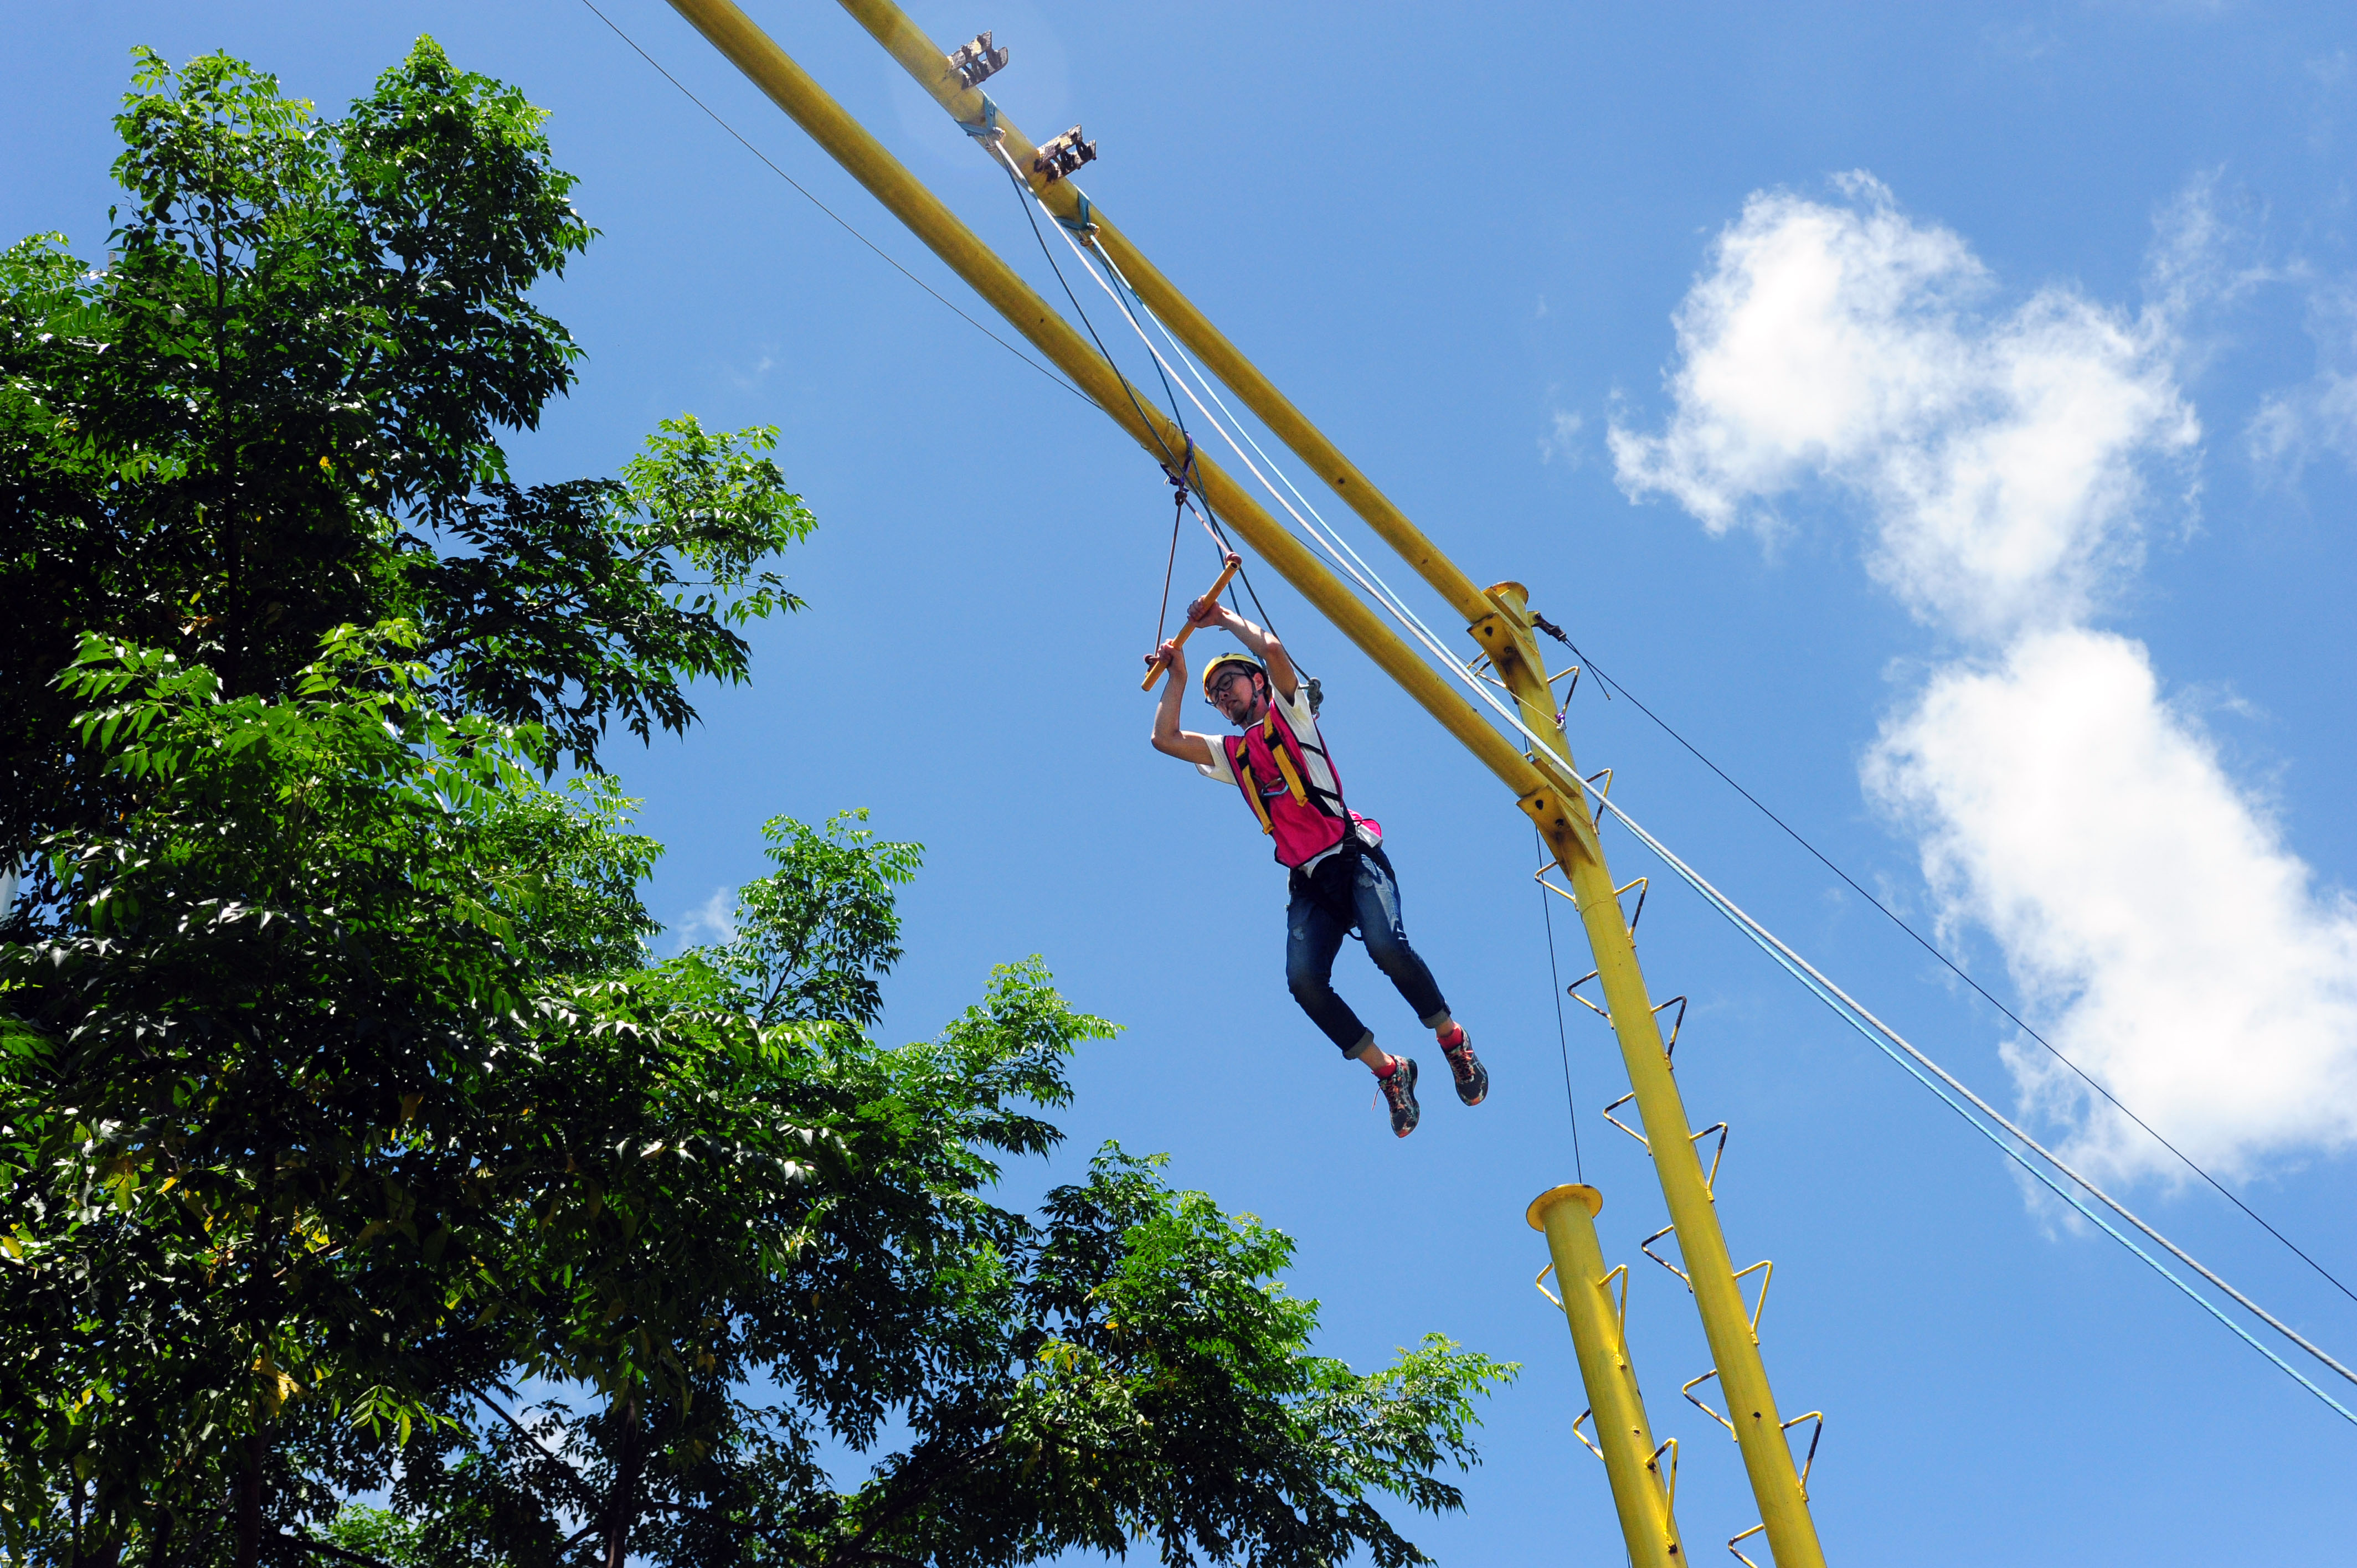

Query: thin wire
left=1537, top=832, right=1585, bottom=1181
left=1096, top=244, right=1472, bottom=680
left=1087, top=253, right=1288, bottom=637
left=1595, top=790, right=2357, bottom=1418
left=1153, top=505, right=1186, bottom=647
left=574, top=0, right=1088, bottom=405
left=976, top=138, right=1298, bottom=658
left=981, top=140, right=1181, bottom=471
left=985, top=149, right=1301, bottom=667
left=1530, top=618, right=2357, bottom=1318
left=1059, top=224, right=1546, bottom=751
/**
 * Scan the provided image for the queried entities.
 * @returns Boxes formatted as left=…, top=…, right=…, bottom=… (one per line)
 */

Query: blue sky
left=8, top=1, right=2357, bottom=1560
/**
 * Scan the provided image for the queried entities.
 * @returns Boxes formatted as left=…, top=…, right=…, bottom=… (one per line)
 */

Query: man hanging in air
left=1148, top=594, right=1488, bottom=1137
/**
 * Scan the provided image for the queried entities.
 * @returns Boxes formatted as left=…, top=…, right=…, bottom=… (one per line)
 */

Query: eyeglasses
left=1205, top=670, right=1255, bottom=704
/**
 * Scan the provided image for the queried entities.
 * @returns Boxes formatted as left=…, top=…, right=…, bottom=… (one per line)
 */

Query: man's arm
left=1147, top=638, right=1217, bottom=766
left=1184, top=598, right=1298, bottom=701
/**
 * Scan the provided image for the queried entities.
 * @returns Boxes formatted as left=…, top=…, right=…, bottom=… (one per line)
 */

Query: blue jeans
left=1285, top=843, right=1451, bottom=1055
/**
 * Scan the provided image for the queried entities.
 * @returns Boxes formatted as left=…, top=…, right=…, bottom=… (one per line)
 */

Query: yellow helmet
left=1200, top=651, right=1265, bottom=699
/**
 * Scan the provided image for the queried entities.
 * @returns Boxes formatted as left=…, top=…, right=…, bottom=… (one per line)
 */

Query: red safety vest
left=1220, top=699, right=1380, bottom=868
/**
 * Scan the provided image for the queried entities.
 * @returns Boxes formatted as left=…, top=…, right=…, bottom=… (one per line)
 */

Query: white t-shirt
left=1195, top=685, right=1379, bottom=874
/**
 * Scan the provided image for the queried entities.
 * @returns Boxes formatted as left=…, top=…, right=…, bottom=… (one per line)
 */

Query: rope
left=1537, top=832, right=1585, bottom=1182
left=1152, top=487, right=1183, bottom=650
left=963, top=117, right=2355, bottom=1416
left=1047, top=224, right=1547, bottom=750
left=574, top=0, right=1085, bottom=405
left=1526, top=614, right=2357, bottom=1318
left=1593, top=790, right=2357, bottom=1426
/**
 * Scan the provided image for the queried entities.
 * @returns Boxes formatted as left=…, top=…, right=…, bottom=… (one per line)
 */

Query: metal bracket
left=1533, top=1261, right=1562, bottom=1309
left=1615, top=875, right=1649, bottom=933
left=1691, top=1121, right=1728, bottom=1196
left=1729, top=1523, right=1767, bottom=1567
left=1654, top=994, right=1688, bottom=1062
left=1571, top=1407, right=1604, bottom=1463
left=1032, top=124, right=1097, bottom=183
left=1519, top=779, right=1605, bottom=869
left=1651, top=1435, right=1679, bottom=1509
left=1601, top=1262, right=1631, bottom=1363
left=1732, top=1258, right=1773, bottom=1343
left=1566, top=969, right=1607, bottom=1019
left=1784, top=1409, right=1824, bottom=1498
left=1551, top=661, right=1583, bottom=717
left=1641, top=1224, right=1690, bottom=1291
left=1533, top=857, right=1577, bottom=905
left=1682, top=1368, right=1735, bottom=1438
left=1602, top=1092, right=1648, bottom=1149
left=945, top=30, right=1008, bottom=90
left=1464, top=649, right=1516, bottom=695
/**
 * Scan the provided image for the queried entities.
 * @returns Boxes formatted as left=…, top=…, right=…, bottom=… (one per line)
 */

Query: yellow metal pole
left=665, top=5, right=1823, bottom=1561
left=1529, top=1185, right=1685, bottom=1568
left=1500, top=572, right=1827, bottom=1566
left=656, top=0, right=1574, bottom=820
left=830, top=0, right=1495, bottom=627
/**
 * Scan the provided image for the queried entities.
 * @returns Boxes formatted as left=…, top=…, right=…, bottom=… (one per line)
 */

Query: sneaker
left=1440, top=1028, right=1488, bottom=1107
left=1378, top=1056, right=1421, bottom=1138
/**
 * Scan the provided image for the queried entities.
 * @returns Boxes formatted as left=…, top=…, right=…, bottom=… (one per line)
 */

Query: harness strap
left=1261, top=714, right=1312, bottom=807
left=1228, top=739, right=1275, bottom=835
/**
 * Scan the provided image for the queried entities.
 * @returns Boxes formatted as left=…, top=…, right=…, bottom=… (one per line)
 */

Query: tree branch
left=473, top=1388, right=608, bottom=1517
left=281, top=1535, right=397, bottom=1568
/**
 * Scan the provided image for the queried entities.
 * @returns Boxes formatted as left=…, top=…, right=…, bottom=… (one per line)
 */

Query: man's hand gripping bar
left=1141, top=554, right=1243, bottom=692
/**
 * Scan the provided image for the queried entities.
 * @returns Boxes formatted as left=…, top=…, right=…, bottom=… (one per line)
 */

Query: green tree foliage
left=0, top=42, right=813, bottom=866
left=2, top=636, right=1511, bottom=1567
left=0, top=40, right=1513, bottom=1568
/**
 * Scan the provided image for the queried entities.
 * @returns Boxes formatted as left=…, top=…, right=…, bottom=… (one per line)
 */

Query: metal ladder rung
left=1682, top=1367, right=1733, bottom=1437
left=1641, top=1224, right=1690, bottom=1291
left=1602, top=1091, right=1648, bottom=1150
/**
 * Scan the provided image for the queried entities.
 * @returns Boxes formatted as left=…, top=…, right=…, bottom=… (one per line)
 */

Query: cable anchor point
left=959, top=94, right=1002, bottom=140
left=945, top=31, right=1010, bottom=91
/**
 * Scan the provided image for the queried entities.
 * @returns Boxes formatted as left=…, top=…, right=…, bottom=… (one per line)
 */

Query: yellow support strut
left=1529, top=1184, right=1686, bottom=1568
left=666, top=4, right=1825, bottom=1563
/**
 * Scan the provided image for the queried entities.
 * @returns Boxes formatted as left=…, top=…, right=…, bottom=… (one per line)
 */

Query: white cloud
left=1538, top=408, right=1584, bottom=466
left=1610, top=173, right=2199, bottom=641
left=1865, top=628, right=2357, bottom=1180
left=2246, top=282, right=2357, bottom=479
left=675, top=886, right=738, bottom=949
left=1614, top=174, right=2357, bottom=1184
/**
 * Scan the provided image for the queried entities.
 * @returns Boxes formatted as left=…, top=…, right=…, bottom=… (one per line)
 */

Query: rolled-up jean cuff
left=1342, top=1030, right=1379, bottom=1061
left=1418, top=1008, right=1453, bottom=1031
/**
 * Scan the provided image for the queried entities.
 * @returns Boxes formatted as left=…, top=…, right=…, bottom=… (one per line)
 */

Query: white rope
left=1592, top=790, right=2357, bottom=1422
left=984, top=140, right=2357, bottom=1432
left=984, top=143, right=1575, bottom=765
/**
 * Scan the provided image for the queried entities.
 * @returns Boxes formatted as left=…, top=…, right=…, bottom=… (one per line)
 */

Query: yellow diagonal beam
left=659, top=0, right=1587, bottom=846
left=831, top=0, right=1493, bottom=630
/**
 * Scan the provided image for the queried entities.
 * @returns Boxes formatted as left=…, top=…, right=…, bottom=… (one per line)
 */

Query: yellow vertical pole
left=1502, top=594, right=1825, bottom=1568
left=1529, top=1185, right=1686, bottom=1568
